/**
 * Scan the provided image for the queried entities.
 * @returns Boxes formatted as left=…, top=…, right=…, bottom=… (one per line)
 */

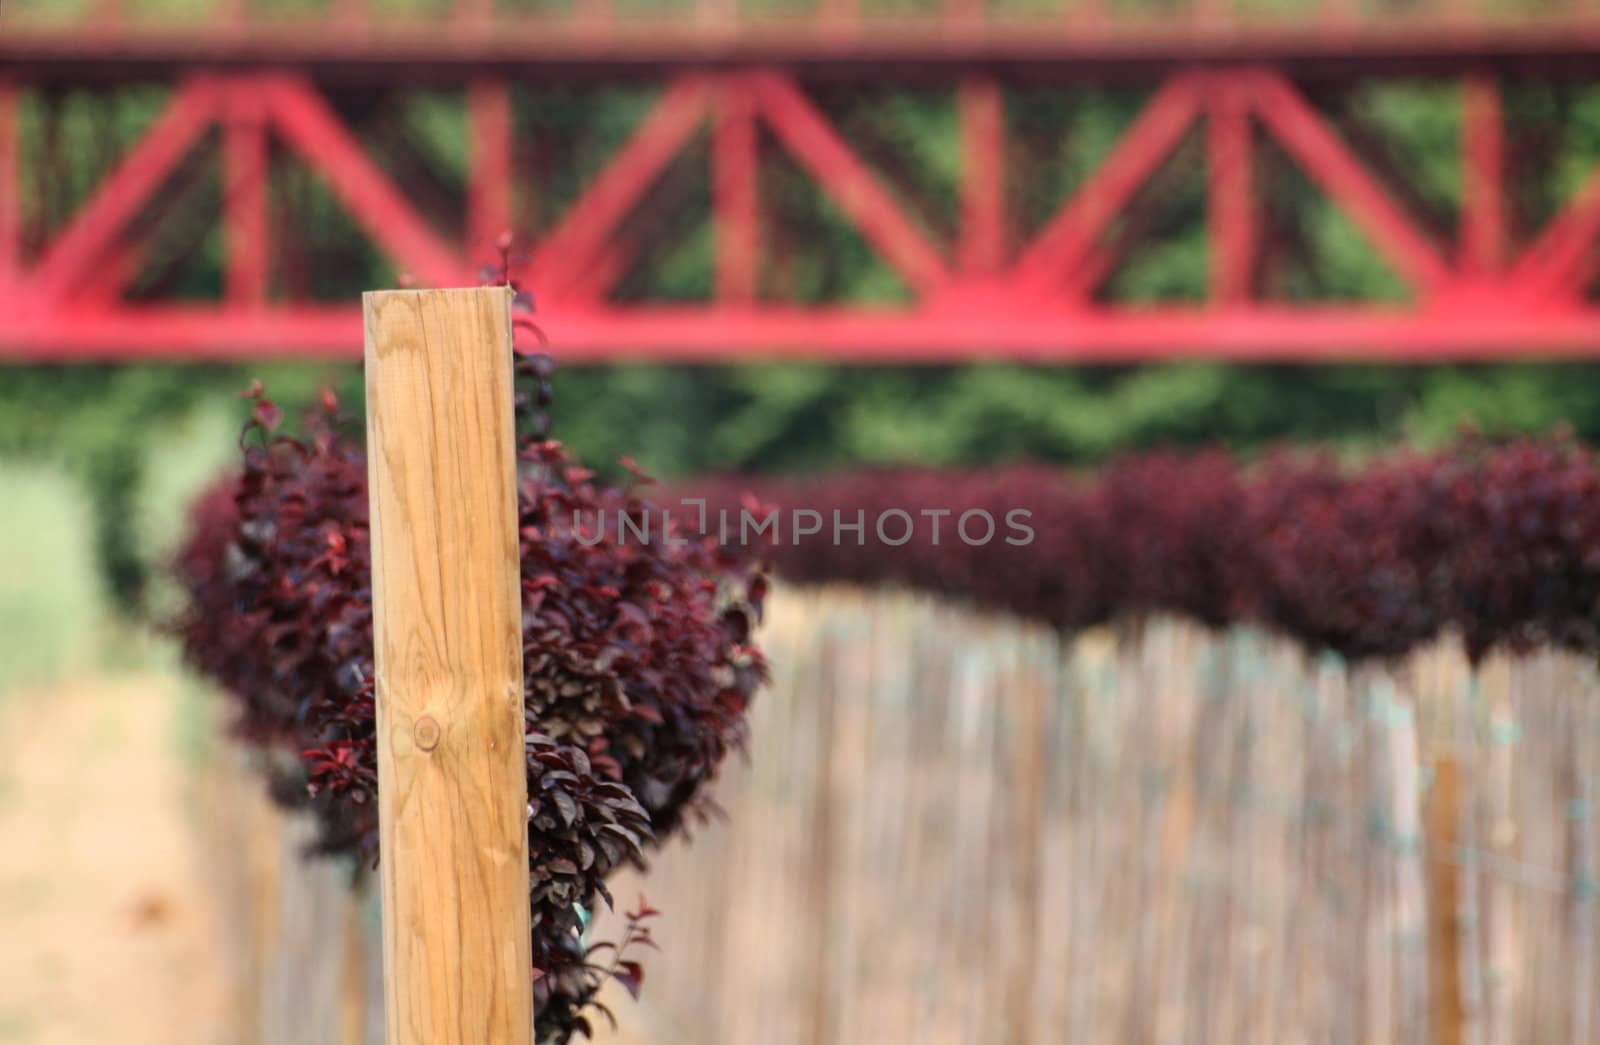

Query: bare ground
left=0, top=674, right=227, bottom=1045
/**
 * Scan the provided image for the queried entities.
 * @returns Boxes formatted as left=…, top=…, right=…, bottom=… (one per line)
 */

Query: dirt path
left=0, top=674, right=227, bottom=1045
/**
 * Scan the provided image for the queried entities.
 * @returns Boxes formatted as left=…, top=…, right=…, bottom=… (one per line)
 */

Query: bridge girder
left=3, top=3, right=1600, bottom=361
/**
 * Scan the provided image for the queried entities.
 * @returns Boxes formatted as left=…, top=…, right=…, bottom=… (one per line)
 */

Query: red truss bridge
left=4, top=0, right=1600, bottom=362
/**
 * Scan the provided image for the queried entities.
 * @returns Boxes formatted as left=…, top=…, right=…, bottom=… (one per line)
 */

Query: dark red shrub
left=678, top=438, right=1600, bottom=662
left=1437, top=437, right=1600, bottom=659
left=1095, top=449, right=1250, bottom=629
left=1243, top=450, right=1450, bottom=660
left=176, top=360, right=766, bottom=1043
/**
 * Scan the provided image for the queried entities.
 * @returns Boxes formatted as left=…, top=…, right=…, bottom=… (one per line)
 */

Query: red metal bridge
left=4, top=0, right=1600, bottom=362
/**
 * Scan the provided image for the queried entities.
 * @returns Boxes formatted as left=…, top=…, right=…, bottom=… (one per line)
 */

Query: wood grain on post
left=364, top=287, right=532, bottom=1045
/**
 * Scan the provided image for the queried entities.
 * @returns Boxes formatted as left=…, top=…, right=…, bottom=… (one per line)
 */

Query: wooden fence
left=209, top=585, right=1600, bottom=1045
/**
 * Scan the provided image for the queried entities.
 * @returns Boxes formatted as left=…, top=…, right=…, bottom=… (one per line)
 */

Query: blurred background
left=4, top=0, right=1600, bottom=1040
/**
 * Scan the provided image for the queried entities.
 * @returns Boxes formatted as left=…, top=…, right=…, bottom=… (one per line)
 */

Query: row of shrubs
left=176, top=358, right=768, bottom=1041
left=684, top=437, right=1600, bottom=662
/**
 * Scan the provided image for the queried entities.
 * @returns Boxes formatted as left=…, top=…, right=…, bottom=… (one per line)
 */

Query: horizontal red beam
left=8, top=302, right=1600, bottom=363
left=8, top=22, right=1600, bottom=84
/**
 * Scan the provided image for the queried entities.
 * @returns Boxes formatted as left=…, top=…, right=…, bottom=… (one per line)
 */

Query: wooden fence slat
left=1427, top=754, right=1464, bottom=1045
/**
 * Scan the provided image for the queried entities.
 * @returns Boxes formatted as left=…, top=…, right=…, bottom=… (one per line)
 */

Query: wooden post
left=1427, top=754, right=1465, bottom=1045
left=363, top=287, right=532, bottom=1045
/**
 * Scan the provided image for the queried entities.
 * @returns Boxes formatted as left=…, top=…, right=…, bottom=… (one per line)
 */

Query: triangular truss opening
left=1256, top=132, right=1409, bottom=304
left=1097, top=134, right=1208, bottom=305
left=761, top=135, right=916, bottom=306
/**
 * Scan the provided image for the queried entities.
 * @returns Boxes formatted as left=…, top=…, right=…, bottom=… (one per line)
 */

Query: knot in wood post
left=413, top=715, right=442, bottom=752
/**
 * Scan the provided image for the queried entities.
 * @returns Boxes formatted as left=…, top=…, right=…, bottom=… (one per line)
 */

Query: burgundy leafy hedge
left=680, top=437, right=1600, bottom=663
left=177, top=365, right=766, bottom=1043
